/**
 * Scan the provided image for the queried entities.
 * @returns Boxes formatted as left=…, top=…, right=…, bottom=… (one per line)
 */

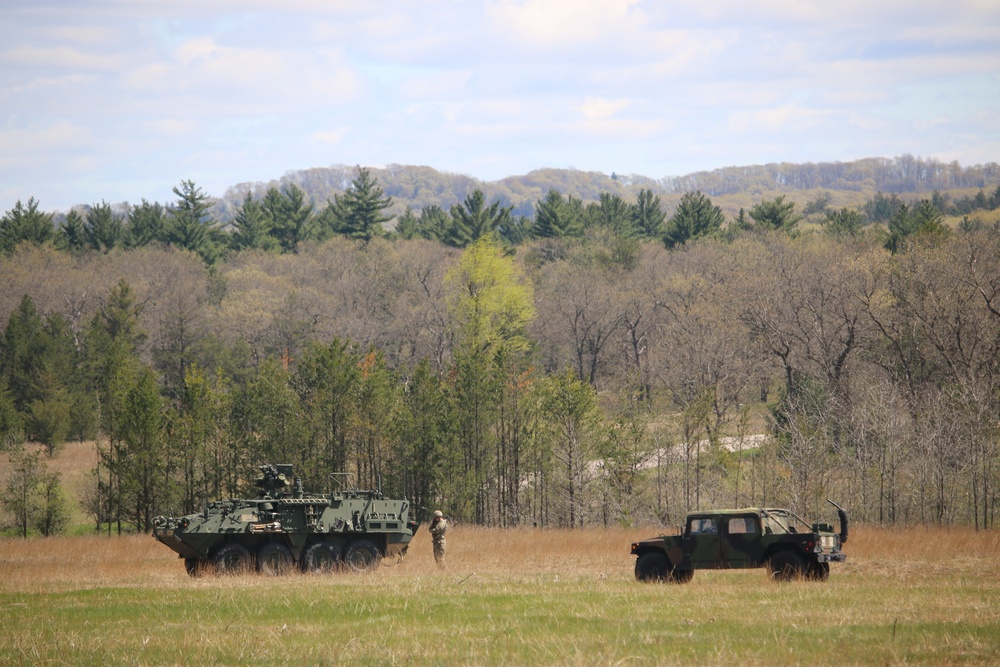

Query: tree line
left=2, top=169, right=999, bottom=535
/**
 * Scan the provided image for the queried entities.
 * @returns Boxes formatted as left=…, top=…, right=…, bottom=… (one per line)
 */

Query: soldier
left=429, top=510, right=448, bottom=568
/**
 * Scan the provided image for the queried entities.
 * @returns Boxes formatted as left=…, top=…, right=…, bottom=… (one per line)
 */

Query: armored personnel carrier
left=152, top=464, right=419, bottom=576
left=631, top=500, right=848, bottom=582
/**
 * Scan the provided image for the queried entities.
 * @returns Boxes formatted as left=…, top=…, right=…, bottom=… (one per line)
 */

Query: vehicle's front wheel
left=257, top=542, right=294, bottom=576
left=769, top=551, right=805, bottom=581
left=343, top=539, right=381, bottom=573
left=635, top=552, right=670, bottom=582
left=212, top=543, right=252, bottom=575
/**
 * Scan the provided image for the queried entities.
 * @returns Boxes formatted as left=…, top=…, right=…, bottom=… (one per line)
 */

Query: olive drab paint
left=152, top=464, right=420, bottom=576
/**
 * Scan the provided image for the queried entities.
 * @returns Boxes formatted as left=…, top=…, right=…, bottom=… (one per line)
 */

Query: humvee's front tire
left=303, top=540, right=343, bottom=573
left=212, top=543, right=252, bottom=575
left=257, top=542, right=294, bottom=576
left=344, top=539, right=381, bottom=573
left=769, top=551, right=805, bottom=581
left=635, top=552, right=670, bottom=582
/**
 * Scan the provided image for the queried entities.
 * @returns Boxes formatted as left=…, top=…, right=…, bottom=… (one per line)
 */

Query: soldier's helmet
left=433, top=510, right=443, bottom=518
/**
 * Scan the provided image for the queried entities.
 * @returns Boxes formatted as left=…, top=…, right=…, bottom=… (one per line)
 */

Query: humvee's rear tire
left=303, top=540, right=343, bottom=573
left=184, top=558, right=208, bottom=577
left=212, top=543, right=252, bottom=575
left=343, top=539, right=381, bottom=573
left=806, top=561, right=830, bottom=581
left=257, top=542, right=294, bottom=576
left=635, top=552, right=670, bottom=582
left=769, top=551, right=805, bottom=581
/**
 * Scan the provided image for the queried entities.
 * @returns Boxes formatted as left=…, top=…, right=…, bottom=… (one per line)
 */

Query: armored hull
left=152, top=465, right=419, bottom=576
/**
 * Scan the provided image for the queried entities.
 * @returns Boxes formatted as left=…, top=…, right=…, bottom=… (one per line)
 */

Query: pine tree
left=166, top=180, right=219, bottom=263
left=330, top=167, right=393, bottom=243
left=664, top=191, right=724, bottom=248
left=0, top=197, right=53, bottom=253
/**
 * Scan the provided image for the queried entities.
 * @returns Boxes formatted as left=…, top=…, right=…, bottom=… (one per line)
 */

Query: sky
left=2, top=0, right=999, bottom=213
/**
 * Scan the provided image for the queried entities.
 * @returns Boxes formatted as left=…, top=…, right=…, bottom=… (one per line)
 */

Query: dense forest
left=2, top=157, right=1000, bottom=537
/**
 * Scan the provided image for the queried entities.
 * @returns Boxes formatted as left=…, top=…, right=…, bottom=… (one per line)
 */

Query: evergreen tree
left=585, top=193, right=634, bottom=237
left=230, top=192, right=278, bottom=252
left=446, top=190, right=512, bottom=248
left=418, top=205, right=450, bottom=242
left=663, top=191, right=724, bottom=248
left=0, top=197, right=54, bottom=253
left=262, top=184, right=314, bottom=252
left=0, top=296, right=47, bottom=416
left=166, top=180, right=219, bottom=263
left=534, top=189, right=582, bottom=238
left=127, top=199, right=166, bottom=248
left=84, top=200, right=124, bottom=252
left=55, top=209, right=87, bottom=252
left=631, top=189, right=666, bottom=239
left=329, top=167, right=393, bottom=243
left=749, top=195, right=801, bottom=234
left=824, top=207, right=864, bottom=238
left=394, top=206, right=420, bottom=240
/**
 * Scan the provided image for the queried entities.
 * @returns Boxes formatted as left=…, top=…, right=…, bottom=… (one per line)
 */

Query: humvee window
left=728, top=517, right=757, bottom=534
left=689, top=518, right=717, bottom=534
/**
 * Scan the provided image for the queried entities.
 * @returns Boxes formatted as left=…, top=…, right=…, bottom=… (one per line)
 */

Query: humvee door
left=721, top=514, right=760, bottom=565
left=684, top=516, right=722, bottom=565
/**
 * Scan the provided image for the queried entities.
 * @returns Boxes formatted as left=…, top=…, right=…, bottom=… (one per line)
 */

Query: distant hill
left=213, top=155, right=1000, bottom=223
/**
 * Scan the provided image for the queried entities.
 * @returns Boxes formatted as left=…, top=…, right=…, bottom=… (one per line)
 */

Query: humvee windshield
left=761, top=509, right=812, bottom=534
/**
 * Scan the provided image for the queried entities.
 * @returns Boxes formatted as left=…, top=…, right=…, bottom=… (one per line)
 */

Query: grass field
left=1, top=526, right=998, bottom=666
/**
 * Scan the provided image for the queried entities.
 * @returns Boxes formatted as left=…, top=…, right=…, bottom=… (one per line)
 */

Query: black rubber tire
left=343, top=539, right=381, bottom=573
left=257, top=542, right=294, bottom=576
left=769, top=551, right=805, bottom=581
left=671, top=568, right=694, bottom=583
left=635, top=552, right=670, bottom=582
left=212, top=543, right=252, bottom=575
left=184, top=558, right=208, bottom=577
left=303, top=540, right=343, bottom=573
left=807, top=561, right=830, bottom=582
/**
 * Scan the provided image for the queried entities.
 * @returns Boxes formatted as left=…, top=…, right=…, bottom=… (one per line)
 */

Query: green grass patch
left=2, top=568, right=998, bottom=665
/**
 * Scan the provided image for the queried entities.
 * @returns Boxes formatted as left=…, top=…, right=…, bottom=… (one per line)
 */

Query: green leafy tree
left=534, top=370, right=602, bottom=527
left=230, top=192, right=278, bottom=252
left=885, top=199, right=950, bottom=253
left=0, top=381, right=24, bottom=449
left=749, top=195, right=801, bottom=234
left=631, top=189, right=667, bottom=239
left=166, top=180, right=219, bottom=263
left=445, top=237, right=535, bottom=523
left=394, top=207, right=420, bottom=240
left=117, top=365, right=167, bottom=532
left=84, top=200, right=125, bottom=252
left=262, top=184, right=314, bottom=252
left=0, top=197, right=54, bottom=253
left=824, top=207, right=864, bottom=238
left=1, top=446, right=42, bottom=536
left=0, top=296, right=48, bottom=416
left=664, top=191, right=724, bottom=248
left=33, top=470, right=69, bottom=536
left=534, top=189, right=583, bottom=239
left=329, top=167, right=393, bottom=243
left=126, top=199, right=166, bottom=248
left=417, top=205, right=451, bottom=242
left=55, top=210, right=87, bottom=252
left=585, top=193, right=634, bottom=237
left=446, top=190, right=513, bottom=248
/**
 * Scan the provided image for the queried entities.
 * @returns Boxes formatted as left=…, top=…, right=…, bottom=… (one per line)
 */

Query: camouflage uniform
left=429, top=511, right=448, bottom=568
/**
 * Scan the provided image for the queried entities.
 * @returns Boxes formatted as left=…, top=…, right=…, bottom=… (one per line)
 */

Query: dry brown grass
left=2, top=523, right=997, bottom=594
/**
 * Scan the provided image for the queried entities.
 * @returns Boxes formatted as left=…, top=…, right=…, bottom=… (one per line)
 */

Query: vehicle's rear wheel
left=303, top=540, right=343, bottom=573
left=806, top=561, right=830, bottom=581
left=769, top=551, right=805, bottom=581
left=212, top=543, right=252, bottom=575
left=257, top=542, right=294, bottom=576
left=184, top=558, right=208, bottom=577
left=343, top=539, right=381, bottom=573
left=635, top=552, right=670, bottom=582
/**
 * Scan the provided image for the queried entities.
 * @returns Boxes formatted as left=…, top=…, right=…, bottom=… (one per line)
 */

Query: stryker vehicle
left=152, top=464, right=420, bottom=576
left=631, top=499, right=848, bottom=582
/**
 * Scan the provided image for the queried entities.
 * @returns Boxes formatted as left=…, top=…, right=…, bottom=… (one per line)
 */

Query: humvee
left=631, top=500, right=848, bottom=582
